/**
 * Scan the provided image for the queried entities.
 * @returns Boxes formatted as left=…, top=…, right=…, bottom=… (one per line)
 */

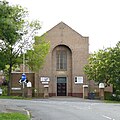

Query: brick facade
left=11, top=72, right=35, bottom=97
left=10, top=22, right=112, bottom=98
left=11, top=22, right=112, bottom=97
left=37, top=22, right=89, bottom=97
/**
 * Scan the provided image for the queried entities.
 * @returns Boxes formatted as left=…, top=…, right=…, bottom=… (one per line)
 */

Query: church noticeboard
left=74, top=76, right=83, bottom=84
left=40, top=77, right=50, bottom=82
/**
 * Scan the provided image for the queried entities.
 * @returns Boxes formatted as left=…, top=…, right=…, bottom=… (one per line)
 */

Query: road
left=0, top=97, right=120, bottom=120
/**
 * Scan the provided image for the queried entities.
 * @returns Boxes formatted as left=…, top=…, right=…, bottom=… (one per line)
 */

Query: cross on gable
left=59, top=24, right=65, bottom=30
left=59, top=24, right=65, bottom=37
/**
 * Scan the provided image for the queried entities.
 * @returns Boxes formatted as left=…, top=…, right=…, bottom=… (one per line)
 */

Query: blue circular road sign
left=21, top=73, right=26, bottom=81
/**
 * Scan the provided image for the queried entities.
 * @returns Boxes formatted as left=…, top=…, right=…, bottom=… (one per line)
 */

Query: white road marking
left=102, top=115, right=115, bottom=120
left=24, top=109, right=31, bottom=118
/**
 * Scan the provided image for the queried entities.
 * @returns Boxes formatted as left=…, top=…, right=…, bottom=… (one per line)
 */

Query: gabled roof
left=45, top=21, right=88, bottom=38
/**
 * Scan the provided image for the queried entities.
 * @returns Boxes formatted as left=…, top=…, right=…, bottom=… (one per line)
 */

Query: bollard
left=27, top=82, right=32, bottom=98
left=83, top=85, right=88, bottom=99
left=99, top=83, right=105, bottom=100
left=44, top=87, right=49, bottom=98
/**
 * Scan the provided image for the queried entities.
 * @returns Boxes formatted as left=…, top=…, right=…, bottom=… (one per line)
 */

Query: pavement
left=32, top=96, right=103, bottom=104
left=48, top=96, right=102, bottom=103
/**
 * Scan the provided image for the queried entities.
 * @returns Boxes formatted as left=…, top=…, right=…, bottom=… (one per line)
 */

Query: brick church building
left=37, top=22, right=89, bottom=97
left=11, top=22, right=112, bottom=98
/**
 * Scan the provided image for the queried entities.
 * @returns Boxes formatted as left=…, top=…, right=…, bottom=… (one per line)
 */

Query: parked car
left=0, top=88, right=2, bottom=95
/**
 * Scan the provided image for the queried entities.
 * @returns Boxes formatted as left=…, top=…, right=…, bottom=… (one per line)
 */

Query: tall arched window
left=56, top=50, right=67, bottom=70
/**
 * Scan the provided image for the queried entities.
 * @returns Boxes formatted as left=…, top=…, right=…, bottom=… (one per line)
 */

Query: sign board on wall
left=42, top=82, right=49, bottom=84
left=27, top=81, right=32, bottom=87
left=99, top=83, right=105, bottom=88
left=75, top=76, right=83, bottom=84
left=11, top=88, right=21, bottom=90
left=41, top=77, right=50, bottom=82
left=44, top=85, right=49, bottom=88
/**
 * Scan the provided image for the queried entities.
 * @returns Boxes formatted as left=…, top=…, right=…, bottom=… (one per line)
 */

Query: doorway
left=57, top=77, right=67, bottom=96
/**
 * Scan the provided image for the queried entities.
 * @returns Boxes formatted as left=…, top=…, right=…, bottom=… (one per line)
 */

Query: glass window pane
left=56, top=50, right=67, bottom=70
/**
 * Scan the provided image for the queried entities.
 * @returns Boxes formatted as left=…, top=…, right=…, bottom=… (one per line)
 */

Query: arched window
left=56, top=50, right=67, bottom=70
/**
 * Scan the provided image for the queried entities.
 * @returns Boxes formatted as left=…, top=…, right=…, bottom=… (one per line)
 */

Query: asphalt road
left=0, top=97, right=120, bottom=120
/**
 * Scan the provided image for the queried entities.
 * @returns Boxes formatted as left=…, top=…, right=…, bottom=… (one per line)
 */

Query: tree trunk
left=7, top=64, right=12, bottom=96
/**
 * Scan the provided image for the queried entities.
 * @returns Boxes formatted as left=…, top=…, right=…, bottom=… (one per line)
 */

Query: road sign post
left=40, top=77, right=50, bottom=98
left=22, top=82, right=25, bottom=97
left=21, top=73, right=26, bottom=98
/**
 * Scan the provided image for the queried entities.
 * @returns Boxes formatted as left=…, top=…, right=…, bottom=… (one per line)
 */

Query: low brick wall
left=11, top=72, right=35, bottom=97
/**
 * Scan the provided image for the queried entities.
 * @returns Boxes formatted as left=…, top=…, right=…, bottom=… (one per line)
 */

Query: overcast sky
left=7, top=0, right=120, bottom=53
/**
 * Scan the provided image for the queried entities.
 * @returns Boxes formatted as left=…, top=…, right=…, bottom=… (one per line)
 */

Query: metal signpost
left=19, top=73, right=27, bottom=97
left=18, top=53, right=27, bottom=97
left=18, top=53, right=30, bottom=97
left=22, top=73, right=26, bottom=97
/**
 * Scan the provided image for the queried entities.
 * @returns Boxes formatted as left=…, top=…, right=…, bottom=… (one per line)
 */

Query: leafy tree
left=26, top=35, right=50, bottom=72
left=0, top=0, right=41, bottom=95
left=0, top=51, right=7, bottom=70
left=84, top=42, right=120, bottom=95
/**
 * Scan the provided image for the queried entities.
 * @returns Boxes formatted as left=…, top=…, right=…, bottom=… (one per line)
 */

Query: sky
left=7, top=0, right=120, bottom=53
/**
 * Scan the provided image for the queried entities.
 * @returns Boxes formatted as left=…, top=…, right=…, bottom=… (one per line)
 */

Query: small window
left=56, top=50, right=67, bottom=70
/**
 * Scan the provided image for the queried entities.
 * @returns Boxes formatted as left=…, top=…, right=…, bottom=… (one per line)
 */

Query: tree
left=84, top=42, right=120, bottom=94
left=0, top=51, right=7, bottom=70
left=0, top=0, right=41, bottom=95
left=26, top=35, right=50, bottom=72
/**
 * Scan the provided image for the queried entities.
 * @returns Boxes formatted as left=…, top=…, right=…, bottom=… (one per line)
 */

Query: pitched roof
left=45, top=21, right=88, bottom=38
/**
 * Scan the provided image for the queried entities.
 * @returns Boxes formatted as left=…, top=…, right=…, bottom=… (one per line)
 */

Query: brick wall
left=11, top=72, right=35, bottom=97
left=37, top=22, right=89, bottom=97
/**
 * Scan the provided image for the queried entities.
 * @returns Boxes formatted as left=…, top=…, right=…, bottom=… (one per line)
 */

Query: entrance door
left=57, top=77, right=67, bottom=96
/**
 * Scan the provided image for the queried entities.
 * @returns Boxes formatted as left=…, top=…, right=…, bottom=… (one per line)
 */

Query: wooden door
left=57, top=77, right=67, bottom=96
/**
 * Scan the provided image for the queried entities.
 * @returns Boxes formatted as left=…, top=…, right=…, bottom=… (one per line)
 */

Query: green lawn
left=0, top=95, right=31, bottom=100
left=0, top=113, right=29, bottom=120
left=104, top=100, right=120, bottom=103
left=0, top=95, right=23, bottom=99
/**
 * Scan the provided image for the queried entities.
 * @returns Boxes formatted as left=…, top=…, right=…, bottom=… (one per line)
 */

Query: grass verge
left=0, top=113, right=30, bottom=120
left=0, top=95, right=31, bottom=100
left=104, top=100, right=120, bottom=103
